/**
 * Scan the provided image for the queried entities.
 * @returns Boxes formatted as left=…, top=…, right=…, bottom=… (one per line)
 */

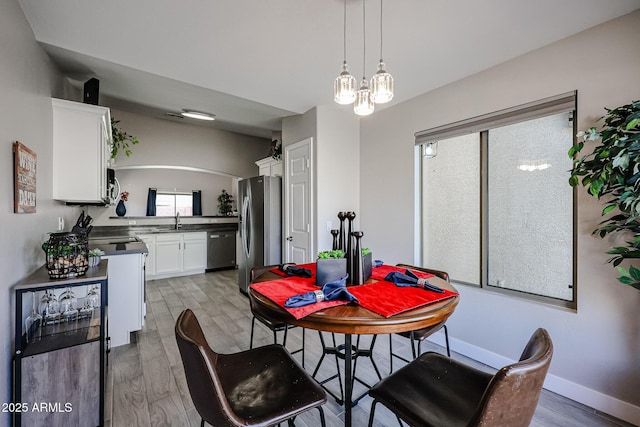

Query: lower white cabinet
left=183, top=232, right=207, bottom=271
left=141, top=232, right=206, bottom=279
left=104, top=252, right=145, bottom=347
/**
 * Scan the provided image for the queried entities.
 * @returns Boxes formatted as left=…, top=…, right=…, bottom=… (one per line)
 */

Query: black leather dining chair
left=389, top=264, right=451, bottom=373
left=175, top=308, right=327, bottom=427
left=368, top=328, right=553, bottom=427
left=249, top=265, right=305, bottom=366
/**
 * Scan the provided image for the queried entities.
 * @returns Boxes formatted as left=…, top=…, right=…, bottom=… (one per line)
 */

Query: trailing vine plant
left=111, top=117, right=139, bottom=159
left=568, top=100, right=640, bottom=290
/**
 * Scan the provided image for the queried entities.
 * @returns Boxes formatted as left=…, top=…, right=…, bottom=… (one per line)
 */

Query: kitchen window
left=155, top=192, right=193, bottom=216
left=416, top=92, right=577, bottom=307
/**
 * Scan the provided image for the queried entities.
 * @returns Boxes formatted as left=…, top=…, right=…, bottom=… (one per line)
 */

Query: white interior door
left=284, top=138, right=313, bottom=263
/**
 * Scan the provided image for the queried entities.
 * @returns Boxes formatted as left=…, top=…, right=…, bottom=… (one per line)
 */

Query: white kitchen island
left=89, top=239, right=147, bottom=348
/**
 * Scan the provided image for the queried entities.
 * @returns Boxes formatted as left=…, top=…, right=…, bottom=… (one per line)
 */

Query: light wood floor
left=104, top=270, right=636, bottom=427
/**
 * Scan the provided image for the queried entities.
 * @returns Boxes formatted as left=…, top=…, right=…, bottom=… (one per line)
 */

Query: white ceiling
left=18, top=0, right=640, bottom=138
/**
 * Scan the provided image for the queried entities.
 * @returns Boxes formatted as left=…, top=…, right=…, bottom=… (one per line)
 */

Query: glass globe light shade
left=354, top=79, right=375, bottom=116
left=334, top=62, right=357, bottom=105
left=370, top=61, right=394, bottom=103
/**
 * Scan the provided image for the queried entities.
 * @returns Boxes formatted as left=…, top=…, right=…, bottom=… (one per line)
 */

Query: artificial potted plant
left=217, top=190, right=234, bottom=216
left=569, top=100, right=640, bottom=290
left=316, top=249, right=347, bottom=287
left=362, top=247, right=373, bottom=282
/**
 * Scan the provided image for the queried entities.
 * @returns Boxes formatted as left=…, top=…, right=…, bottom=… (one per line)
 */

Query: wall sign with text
left=13, top=141, right=37, bottom=213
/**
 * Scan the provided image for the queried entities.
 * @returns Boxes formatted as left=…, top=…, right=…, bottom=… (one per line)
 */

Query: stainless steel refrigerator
left=238, top=176, right=282, bottom=294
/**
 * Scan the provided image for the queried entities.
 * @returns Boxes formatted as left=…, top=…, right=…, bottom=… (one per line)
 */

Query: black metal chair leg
left=443, top=324, right=451, bottom=357
left=249, top=317, right=256, bottom=349
left=200, top=418, right=205, bottom=427
left=317, top=406, right=326, bottom=427
left=389, top=334, right=394, bottom=374
left=367, top=400, right=378, bottom=427
left=282, top=324, right=288, bottom=347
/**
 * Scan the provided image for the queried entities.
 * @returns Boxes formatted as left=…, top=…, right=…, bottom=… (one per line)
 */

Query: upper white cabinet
left=256, top=157, right=283, bottom=177
left=52, top=98, right=112, bottom=204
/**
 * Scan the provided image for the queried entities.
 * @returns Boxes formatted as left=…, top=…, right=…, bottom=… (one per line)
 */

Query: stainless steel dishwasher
left=207, top=230, right=237, bottom=270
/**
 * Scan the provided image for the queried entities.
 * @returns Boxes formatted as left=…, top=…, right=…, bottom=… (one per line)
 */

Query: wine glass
left=79, top=285, right=98, bottom=318
left=59, top=287, right=78, bottom=323
left=40, top=290, right=60, bottom=325
left=25, top=292, right=42, bottom=343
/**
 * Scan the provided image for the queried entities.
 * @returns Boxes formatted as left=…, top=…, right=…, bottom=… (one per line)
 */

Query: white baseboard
left=427, top=332, right=640, bottom=426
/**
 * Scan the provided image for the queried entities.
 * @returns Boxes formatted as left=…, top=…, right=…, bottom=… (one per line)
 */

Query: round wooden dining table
left=249, top=268, right=459, bottom=427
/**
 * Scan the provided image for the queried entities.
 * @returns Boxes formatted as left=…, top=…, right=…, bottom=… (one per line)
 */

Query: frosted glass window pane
left=422, top=133, right=480, bottom=284
left=487, top=113, right=573, bottom=300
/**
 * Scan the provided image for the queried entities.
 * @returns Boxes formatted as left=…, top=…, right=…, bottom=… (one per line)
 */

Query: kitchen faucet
left=175, top=212, right=182, bottom=230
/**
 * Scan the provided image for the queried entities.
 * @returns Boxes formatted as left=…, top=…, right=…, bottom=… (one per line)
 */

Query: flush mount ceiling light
left=180, top=110, right=216, bottom=121
left=334, top=0, right=394, bottom=116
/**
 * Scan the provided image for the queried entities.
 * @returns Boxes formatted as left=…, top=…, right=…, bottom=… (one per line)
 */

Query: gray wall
left=359, top=10, right=640, bottom=424
left=282, top=105, right=360, bottom=258
left=87, top=108, right=271, bottom=223
left=0, top=0, right=80, bottom=421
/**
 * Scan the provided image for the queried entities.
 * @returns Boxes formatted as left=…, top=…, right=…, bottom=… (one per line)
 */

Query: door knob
left=286, top=236, right=293, bottom=241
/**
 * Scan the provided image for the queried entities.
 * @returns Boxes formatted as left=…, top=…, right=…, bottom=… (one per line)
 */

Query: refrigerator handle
left=241, top=195, right=250, bottom=259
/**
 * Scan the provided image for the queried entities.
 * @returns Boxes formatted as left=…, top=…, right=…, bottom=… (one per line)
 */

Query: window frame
left=415, top=91, right=578, bottom=309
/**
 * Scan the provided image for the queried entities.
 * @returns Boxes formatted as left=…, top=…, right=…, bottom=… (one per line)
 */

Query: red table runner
left=349, top=281, right=457, bottom=318
left=251, top=264, right=458, bottom=320
left=250, top=277, right=350, bottom=320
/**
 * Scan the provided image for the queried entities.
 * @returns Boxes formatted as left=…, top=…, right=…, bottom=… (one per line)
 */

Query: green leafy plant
left=217, top=190, right=234, bottom=216
left=568, top=100, right=640, bottom=290
left=89, top=249, right=105, bottom=257
left=111, top=117, right=139, bottom=159
left=317, top=250, right=345, bottom=259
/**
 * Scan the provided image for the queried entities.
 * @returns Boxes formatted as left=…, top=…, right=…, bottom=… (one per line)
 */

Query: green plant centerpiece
left=362, top=247, right=373, bottom=282
left=316, top=249, right=347, bottom=287
left=217, top=190, right=234, bottom=216
left=110, top=117, right=139, bottom=159
left=568, top=100, right=640, bottom=290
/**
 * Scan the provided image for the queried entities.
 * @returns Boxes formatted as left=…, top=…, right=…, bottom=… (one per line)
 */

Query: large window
left=417, top=92, right=576, bottom=306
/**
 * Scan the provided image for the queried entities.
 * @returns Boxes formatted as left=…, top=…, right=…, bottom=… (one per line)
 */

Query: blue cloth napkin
left=384, top=269, right=445, bottom=293
left=374, top=259, right=384, bottom=267
left=284, top=275, right=358, bottom=308
left=279, top=263, right=313, bottom=278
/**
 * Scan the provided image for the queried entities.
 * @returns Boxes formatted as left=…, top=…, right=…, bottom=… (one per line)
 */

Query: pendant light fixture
left=353, top=0, right=374, bottom=116
left=370, top=0, right=393, bottom=103
left=334, top=0, right=356, bottom=105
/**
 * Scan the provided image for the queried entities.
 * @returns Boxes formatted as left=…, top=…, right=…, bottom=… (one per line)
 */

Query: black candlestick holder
left=330, top=229, right=339, bottom=251
left=351, top=231, right=364, bottom=285
left=345, top=211, right=356, bottom=282
left=337, top=212, right=347, bottom=251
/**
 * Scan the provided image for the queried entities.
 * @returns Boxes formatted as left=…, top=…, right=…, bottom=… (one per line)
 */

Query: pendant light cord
left=343, top=0, right=347, bottom=64
left=362, top=0, right=366, bottom=80
left=379, top=0, right=383, bottom=61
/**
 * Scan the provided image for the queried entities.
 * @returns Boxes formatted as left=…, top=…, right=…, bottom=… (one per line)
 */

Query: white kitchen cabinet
left=155, top=234, right=183, bottom=276
left=104, top=253, right=145, bottom=347
left=147, top=232, right=207, bottom=279
left=137, top=234, right=156, bottom=276
left=255, top=157, right=283, bottom=177
left=52, top=98, right=112, bottom=204
left=183, top=232, right=207, bottom=271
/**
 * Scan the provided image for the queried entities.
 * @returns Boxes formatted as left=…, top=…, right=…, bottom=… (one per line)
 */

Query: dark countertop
left=88, top=240, right=149, bottom=256
left=89, top=223, right=238, bottom=239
